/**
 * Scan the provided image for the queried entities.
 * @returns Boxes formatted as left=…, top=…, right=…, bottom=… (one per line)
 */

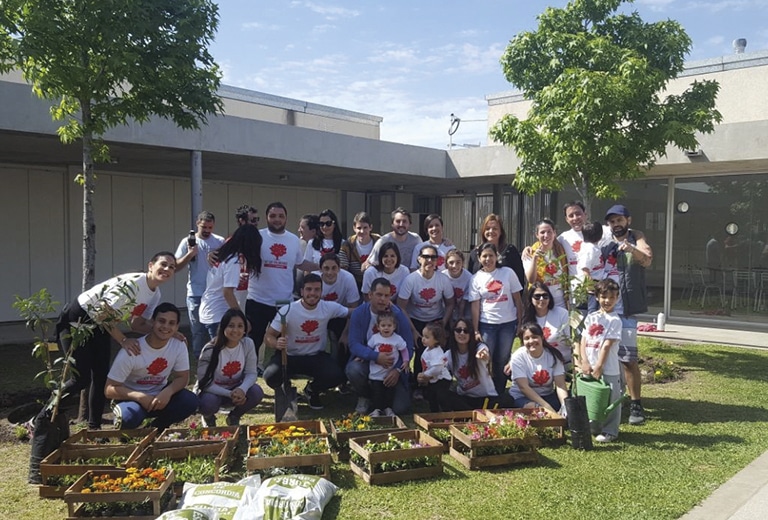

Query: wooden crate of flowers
left=154, top=421, right=240, bottom=450
left=329, top=413, right=408, bottom=461
left=247, top=420, right=328, bottom=440
left=349, top=430, right=443, bottom=485
left=246, top=433, right=332, bottom=480
left=484, top=408, right=568, bottom=447
left=63, top=467, right=174, bottom=520
left=412, top=410, right=489, bottom=452
left=39, top=443, right=146, bottom=499
left=130, top=442, right=233, bottom=496
left=62, top=428, right=157, bottom=451
left=449, top=416, right=541, bottom=470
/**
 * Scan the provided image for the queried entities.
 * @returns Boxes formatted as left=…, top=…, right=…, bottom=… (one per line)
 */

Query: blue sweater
left=348, top=302, right=414, bottom=367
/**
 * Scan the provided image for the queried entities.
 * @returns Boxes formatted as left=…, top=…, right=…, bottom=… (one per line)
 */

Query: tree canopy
left=0, top=0, right=223, bottom=289
left=490, top=0, right=722, bottom=213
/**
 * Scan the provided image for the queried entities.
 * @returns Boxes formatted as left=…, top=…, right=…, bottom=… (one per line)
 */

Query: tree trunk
left=81, top=104, right=96, bottom=292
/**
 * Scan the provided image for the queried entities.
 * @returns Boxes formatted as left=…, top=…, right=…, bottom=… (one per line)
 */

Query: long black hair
left=216, top=224, right=262, bottom=276
left=518, top=322, right=565, bottom=366
left=448, top=319, right=492, bottom=380
left=312, top=209, right=343, bottom=253
left=522, top=281, right=555, bottom=323
left=198, top=308, right=247, bottom=391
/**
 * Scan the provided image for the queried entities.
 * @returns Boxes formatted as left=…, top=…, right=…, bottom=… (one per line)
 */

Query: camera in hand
left=188, top=230, right=197, bottom=261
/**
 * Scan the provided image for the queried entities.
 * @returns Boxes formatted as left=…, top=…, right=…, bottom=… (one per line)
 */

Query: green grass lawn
left=1, top=338, right=768, bottom=520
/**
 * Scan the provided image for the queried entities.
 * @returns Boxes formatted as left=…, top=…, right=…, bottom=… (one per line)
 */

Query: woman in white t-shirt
left=361, top=242, right=410, bottom=301
left=522, top=281, right=573, bottom=365
left=522, top=219, right=570, bottom=309
left=445, top=319, right=498, bottom=410
left=409, top=213, right=456, bottom=271
left=304, top=209, right=348, bottom=268
left=469, top=242, right=524, bottom=396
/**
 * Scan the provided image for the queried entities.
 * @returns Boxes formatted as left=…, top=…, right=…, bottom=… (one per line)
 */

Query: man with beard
left=246, top=202, right=315, bottom=362
left=602, top=204, right=653, bottom=426
left=364, top=207, right=423, bottom=271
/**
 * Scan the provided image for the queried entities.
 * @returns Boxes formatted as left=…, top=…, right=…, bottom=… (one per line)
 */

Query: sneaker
left=201, top=414, right=217, bottom=427
left=629, top=402, right=646, bottom=425
left=336, top=382, right=352, bottom=395
left=355, top=397, right=371, bottom=415
left=595, top=433, right=618, bottom=443
left=303, top=386, right=324, bottom=410
left=412, top=389, right=424, bottom=401
left=384, top=407, right=395, bottom=417
left=369, top=409, right=383, bottom=417
left=111, top=402, right=122, bottom=430
left=226, top=414, right=240, bottom=426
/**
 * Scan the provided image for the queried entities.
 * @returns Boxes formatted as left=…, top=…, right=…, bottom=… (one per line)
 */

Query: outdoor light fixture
left=684, top=149, right=703, bottom=157
left=676, top=201, right=690, bottom=214
left=725, top=222, right=739, bottom=236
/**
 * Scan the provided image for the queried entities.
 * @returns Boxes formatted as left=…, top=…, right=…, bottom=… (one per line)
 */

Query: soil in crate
left=131, top=443, right=234, bottom=495
left=329, top=415, right=407, bottom=461
left=154, top=425, right=240, bottom=449
left=348, top=430, right=443, bottom=485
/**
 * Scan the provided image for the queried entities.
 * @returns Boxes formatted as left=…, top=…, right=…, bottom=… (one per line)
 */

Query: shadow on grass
left=648, top=396, right=768, bottom=424
left=619, top=429, right=745, bottom=449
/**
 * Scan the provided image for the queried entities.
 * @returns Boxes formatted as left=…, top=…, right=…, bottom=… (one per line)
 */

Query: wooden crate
left=39, top=444, right=145, bottom=499
left=484, top=408, right=568, bottom=446
left=329, top=415, right=408, bottom=461
left=62, top=428, right=157, bottom=450
left=154, top=425, right=240, bottom=449
left=64, top=468, right=175, bottom=520
left=349, top=430, right=443, bottom=485
left=246, top=436, right=332, bottom=479
left=412, top=410, right=489, bottom=452
left=131, top=442, right=233, bottom=495
left=449, top=423, right=539, bottom=470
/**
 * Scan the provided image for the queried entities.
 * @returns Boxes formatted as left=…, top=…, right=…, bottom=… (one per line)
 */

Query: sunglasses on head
left=249, top=216, right=260, bottom=224
left=319, top=221, right=334, bottom=227
left=532, top=293, right=550, bottom=300
left=454, top=327, right=470, bottom=334
left=420, top=254, right=438, bottom=260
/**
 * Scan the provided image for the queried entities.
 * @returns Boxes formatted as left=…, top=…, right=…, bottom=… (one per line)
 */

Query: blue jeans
left=346, top=358, right=412, bottom=416
left=187, top=296, right=210, bottom=358
left=198, top=384, right=264, bottom=422
left=479, top=320, right=518, bottom=396
left=114, top=389, right=198, bottom=430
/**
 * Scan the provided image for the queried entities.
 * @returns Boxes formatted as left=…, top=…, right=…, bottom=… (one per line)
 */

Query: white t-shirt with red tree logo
left=269, top=300, right=349, bottom=356
left=107, top=336, right=189, bottom=395
left=581, top=310, right=622, bottom=376
left=399, top=270, right=454, bottom=322
left=78, top=273, right=161, bottom=322
left=468, top=267, right=523, bottom=324
left=314, top=269, right=360, bottom=306
left=446, top=343, right=497, bottom=397
left=361, top=264, right=410, bottom=300
left=367, top=332, right=408, bottom=381
left=249, top=229, right=303, bottom=305
left=508, top=345, right=565, bottom=400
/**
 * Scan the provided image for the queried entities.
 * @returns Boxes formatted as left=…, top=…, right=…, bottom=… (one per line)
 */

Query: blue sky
left=210, top=1, right=768, bottom=149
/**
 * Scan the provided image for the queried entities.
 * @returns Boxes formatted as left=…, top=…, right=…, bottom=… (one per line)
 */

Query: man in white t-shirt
left=263, top=274, right=351, bottom=410
left=246, top=202, right=316, bottom=361
left=365, top=207, right=423, bottom=271
left=175, top=210, right=225, bottom=357
left=105, top=303, right=198, bottom=430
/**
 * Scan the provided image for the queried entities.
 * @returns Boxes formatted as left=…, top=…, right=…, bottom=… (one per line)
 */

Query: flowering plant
left=350, top=434, right=440, bottom=473
left=249, top=424, right=314, bottom=440
left=80, top=467, right=168, bottom=493
left=249, top=436, right=328, bottom=457
left=462, top=414, right=537, bottom=441
left=162, top=423, right=234, bottom=442
left=332, top=413, right=386, bottom=433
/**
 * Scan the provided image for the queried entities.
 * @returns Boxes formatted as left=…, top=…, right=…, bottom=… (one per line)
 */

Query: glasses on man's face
left=319, top=221, right=334, bottom=227
left=420, top=254, right=438, bottom=260
left=249, top=216, right=260, bottom=224
left=454, top=327, right=470, bottom=334
left=532, top=293, right=550, bottom=301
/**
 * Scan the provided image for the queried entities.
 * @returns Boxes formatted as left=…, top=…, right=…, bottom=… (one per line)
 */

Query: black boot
left=565, top=396, right=593, bottom=451
left=28, top=408, right=70, bottom=484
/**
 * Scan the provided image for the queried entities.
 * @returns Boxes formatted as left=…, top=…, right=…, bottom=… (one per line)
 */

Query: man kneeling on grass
left=105, top=303, right=198, bottom=429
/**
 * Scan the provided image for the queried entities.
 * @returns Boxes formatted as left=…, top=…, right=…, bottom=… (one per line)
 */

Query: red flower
left=324, top=292, right=338, bottom=301
left=542, top=327, right=552, bottom=340
left=131, top=303, right=147, bottom=317
left=545, top=263, right=557, bottom=275
left=146, top=357, right=168, bottom=376
left=572, top=241, right=582, bottom=253
left=378, top=343, right=393, bottom=353
left=532, top=369, right=550, bottom=386
left=301, top=320, right=319, bottom=335
left=588, top=323, right=605, bottom=337
left=222, top=361, right=242, bottom=378
left=419, top=287, right=437, bottom=302
left=270, top=243, right=287, bottom=260
left=486, top=279, right=503, bottom=295
left=453, top=288, right=464, bottom=300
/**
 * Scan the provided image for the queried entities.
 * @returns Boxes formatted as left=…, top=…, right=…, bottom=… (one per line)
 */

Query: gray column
left=190, top=150, right=203, bottom=226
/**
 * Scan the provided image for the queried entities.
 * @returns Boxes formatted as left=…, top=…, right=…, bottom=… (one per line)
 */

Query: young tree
left=0, top=0, right=223, bottom=290
left=490, top=0, right=722, bottom=214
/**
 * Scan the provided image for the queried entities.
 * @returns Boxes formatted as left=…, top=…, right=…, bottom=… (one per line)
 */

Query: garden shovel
left=274, top=300, right=298, bottom=422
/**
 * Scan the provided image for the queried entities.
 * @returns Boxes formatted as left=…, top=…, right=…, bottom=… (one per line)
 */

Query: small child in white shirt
left=577, top=221, right=605, bottom=313
left=367, top=311, right=409, bottom=417
left=416, top=322, right=452, bottom=412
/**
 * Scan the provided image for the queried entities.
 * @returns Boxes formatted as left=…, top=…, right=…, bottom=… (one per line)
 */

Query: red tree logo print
left=301, top=320, right=319, bottom=335
left=532, top=369, right=550, bottom=386
left=270, top=243, right=287, bottom=260
left=222, top=361, right=242, bottom=378
left=321, top=246, right=333, bottom=254
left=486, top=279, right=503, bottom=295
left=454, top=288, right=464, bottom=300
left=131, top=303, right=147, bottom=317
left=572, top=240, right=582, bottom=253
left=545, top=263, right=557, bottom=275
left=360, top=254, right=369, bottom=263
left=324, top=292, right=338, bottom=301
left=588, top=323, right=605, bottom=337
left=436, top=256, right=445, bottom=268
left=606, top=254, right=617, bottom=266
left=146, top=357, right=168, bottom=376
left=378, top=343, right=393, bottom=353
left=419, top=287, right=437, bottom=302
left=542, top=327, right=552, bottom=340
left=457, top=365, right=470, bottom=380
left=390, top=285, right=397, bottom=296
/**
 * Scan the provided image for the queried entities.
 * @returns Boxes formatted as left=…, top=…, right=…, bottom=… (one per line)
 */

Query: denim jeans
left=187, top=296, right=209, bottom=358
left=479, top=320, right=518, bottom=396
left=198, top=384, right=264, bottom=422
left=114, top=389, right=199, bottom=430
left=346, top=358, right=412, bottom=416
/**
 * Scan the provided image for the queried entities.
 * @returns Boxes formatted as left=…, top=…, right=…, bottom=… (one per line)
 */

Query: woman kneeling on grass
left=196, top=308, right=264, bottom=427
left=502, top=322, right=568, bottom=415
left=445, top=319, right=498, bottom=410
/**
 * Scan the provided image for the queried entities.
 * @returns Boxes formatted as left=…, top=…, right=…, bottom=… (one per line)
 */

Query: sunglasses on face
left=420, top=254, right=438, bottom=260
left=454, top=327, right=470, bottom=334
left=532, top=293, right=550, bottom=300
left=249, top=217, right=260, bottom=224
left=319, top=221, right=334, bottom=227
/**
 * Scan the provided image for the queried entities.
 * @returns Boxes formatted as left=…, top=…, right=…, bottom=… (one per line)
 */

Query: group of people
left=26, top=199, right=652, bottom=482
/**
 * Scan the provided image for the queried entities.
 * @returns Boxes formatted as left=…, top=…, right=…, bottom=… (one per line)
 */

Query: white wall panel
left=28, top=170, right=67, bottom=304
left=0, top=168, right=31, bottom=321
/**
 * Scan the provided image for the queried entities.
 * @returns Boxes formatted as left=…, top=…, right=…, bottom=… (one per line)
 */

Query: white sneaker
left=369, top=409, right=383, bottom=417
left=384, top=407, right=395, bottom=417
left=595, top=433, right=618, bottom=443
left=355, top=397, right=371, bottom=415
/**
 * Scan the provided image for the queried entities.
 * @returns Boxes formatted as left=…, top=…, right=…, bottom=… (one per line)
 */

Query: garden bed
left=349, top=430, right=443, bottom=485
left=329, top=414, right=407, bottom=461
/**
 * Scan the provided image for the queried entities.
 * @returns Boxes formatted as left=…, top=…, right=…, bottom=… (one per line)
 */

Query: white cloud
left=290, top=1, right=360, bottom=20
left=636, top=0, right=676, bottom=11
left=241, top=22, right=282, bottom=31
left=312, top=24, right=337, bottom=34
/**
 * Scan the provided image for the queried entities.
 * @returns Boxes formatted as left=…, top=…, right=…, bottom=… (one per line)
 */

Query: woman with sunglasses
left=304, top=209, right=348, bottom=268
left=522, top=218, right=570, bottom=309
left=445, top=319, right=497, bottom=410
left=361, top=242, right=410, bottom=302
left=409, top=213, right=455, bottom=271
left=398, top=244, right=455, bottom=393
left=468, top=242, right=524, bottom=395
left=523, top=281, right=572, bottom=365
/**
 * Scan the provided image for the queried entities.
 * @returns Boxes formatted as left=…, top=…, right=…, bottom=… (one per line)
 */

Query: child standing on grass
left=416, top=322, right=452, bottom=412
left=579, top=279, right=623, bottom=442
left=367, top=311, right=409, bottom=417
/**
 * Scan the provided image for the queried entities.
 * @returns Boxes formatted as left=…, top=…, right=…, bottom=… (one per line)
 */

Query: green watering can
left=573, top=374, right=626, bottom=423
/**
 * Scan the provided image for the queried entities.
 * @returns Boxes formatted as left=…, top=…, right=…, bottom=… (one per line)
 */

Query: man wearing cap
left=602, top=204, right=653, bottom=426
